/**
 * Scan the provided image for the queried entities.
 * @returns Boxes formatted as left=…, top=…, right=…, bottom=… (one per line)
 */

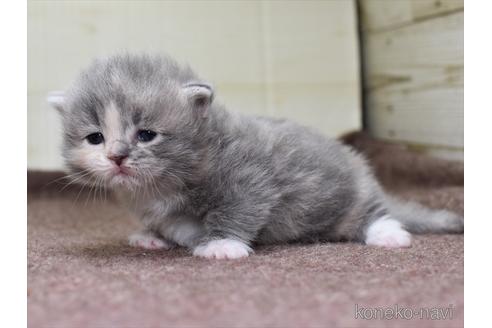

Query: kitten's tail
left=385, top=195, right=464, bottom=234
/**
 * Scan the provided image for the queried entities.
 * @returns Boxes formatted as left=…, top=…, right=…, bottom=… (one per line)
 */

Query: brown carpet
left=27, top=132, right=464, bottom=328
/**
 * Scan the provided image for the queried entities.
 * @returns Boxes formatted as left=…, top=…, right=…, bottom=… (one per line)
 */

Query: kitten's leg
left=128, top=229, right=174, bottom=250
left=365, top=215, right=412, bottom=248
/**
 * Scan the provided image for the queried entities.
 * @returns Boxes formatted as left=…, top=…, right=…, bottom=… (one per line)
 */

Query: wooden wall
left=359, top=0, right=464, bottom=160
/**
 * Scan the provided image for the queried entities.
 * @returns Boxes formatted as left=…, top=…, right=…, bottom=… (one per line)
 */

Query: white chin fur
left=193, top=239, right=252, bottom=259
left=109, top=174, right=139, bottom=189
left=365, top=215, right=412, bottom=248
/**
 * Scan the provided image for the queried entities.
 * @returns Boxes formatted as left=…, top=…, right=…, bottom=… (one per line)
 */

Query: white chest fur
left=115, top=190, right=205, bottom=248
left=159, top=217, right=205, bottom=248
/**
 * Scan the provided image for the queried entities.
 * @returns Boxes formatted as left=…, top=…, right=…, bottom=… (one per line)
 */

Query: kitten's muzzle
left=108, top=154, right=128, bottom=166
left=107, top=140, right=130, bottom=166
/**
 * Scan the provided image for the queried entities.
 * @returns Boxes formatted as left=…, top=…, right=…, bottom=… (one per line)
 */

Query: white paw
left=365, top=216, right=412, bottom=248
left=193, top=239, right=252, bottom=260
left=128, top=232, right=172, bottom=250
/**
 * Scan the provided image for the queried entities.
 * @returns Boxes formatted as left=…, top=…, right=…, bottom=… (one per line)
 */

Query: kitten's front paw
left=193, top=239, right=252, bottom=260
left=129, top=231, right=172, bottom=250
left=365, top=216, right=412, bottom=248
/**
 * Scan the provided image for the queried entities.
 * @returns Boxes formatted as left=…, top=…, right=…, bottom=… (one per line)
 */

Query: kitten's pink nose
left=108, top=154, right=128, bottom=166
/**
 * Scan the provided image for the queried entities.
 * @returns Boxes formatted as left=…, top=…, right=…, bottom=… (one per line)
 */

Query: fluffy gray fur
left=50, top=54, right=463, bottom=258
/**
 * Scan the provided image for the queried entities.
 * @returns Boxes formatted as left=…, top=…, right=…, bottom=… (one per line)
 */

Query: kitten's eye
left=86, top=132, right=104, bottom=145
left=137, top=130, right=157, bottom=142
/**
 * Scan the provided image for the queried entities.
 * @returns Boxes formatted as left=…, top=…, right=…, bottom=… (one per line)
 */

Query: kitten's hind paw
left=129, top=231, right=173, bottom=250
left=193, top=238, right=252, bottom=260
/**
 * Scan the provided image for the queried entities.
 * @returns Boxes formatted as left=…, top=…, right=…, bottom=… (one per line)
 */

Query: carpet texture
left=27, top=132, right=464, bottom=328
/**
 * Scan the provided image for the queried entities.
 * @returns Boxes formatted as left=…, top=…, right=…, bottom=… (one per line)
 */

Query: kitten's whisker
left=59, top=170, right=93, bottom=192
left=59, top=170, right=92, bottom=190
left=99, top=177, right=105, bottom=203
left=143, top=169, right=155, bottom=198
left=71, top=179, right=90, bottom=210
left=44, top=171, right=88, bottom=187
left=99, top=175, right=106, bottom=202
left=94, top=176, right=102, bottom=204
left=149, top=170, right=164, bottom=200
left=91, top=177, right=97, bottom=204
left=103, top=177, right=108, bottom=203
left=84, top=175, right=98, bottom=208
left=48, top=170, right=89, bottom=190
left=140, top=170, right=149, bottom=200
left=162, top=170, right=184, bottom=189
left=142, top=168, right=158, bottom=200
left=99, top=176, right=105, bottom=202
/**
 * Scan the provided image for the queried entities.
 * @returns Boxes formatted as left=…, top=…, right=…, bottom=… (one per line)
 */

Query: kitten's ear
left=47, top=91, right=66, bottom=115
left=182, top=82, right=214, bottom=117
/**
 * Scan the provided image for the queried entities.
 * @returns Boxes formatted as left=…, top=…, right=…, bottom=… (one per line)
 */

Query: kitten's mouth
left=112, top=166, right=134, bottom=177
left=109, top=166, right=139, bottom=188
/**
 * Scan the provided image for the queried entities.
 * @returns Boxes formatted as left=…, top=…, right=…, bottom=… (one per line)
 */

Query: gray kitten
left=48, top=54, right=463, bottom=259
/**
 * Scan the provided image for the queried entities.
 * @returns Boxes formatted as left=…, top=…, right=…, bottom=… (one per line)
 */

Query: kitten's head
left=48, top=54, right=214, bottom=191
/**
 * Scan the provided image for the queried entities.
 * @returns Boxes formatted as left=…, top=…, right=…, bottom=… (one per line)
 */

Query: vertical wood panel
left=263, top=1, right=361, bottom=133
left=360, top=0, right=463, bottom=160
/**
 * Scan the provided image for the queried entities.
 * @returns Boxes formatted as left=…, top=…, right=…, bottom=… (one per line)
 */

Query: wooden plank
left=363, top=11, right=463, bottom=151
left=360, top=0, right=464, bottom=32
left=360, top=0, right=413, bottom=32
left=364, top=11, right=463, bottom=91
left=411, top=0, right=464, bottom=21
left=367, top=87, right=463, bottom=147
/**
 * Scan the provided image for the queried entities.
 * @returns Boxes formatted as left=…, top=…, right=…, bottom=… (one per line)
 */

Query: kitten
left=48, top=54, right=463, bottom=259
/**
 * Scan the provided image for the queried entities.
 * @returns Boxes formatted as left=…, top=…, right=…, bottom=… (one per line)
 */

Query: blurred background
left=27, top=0, right=463, bottom=170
